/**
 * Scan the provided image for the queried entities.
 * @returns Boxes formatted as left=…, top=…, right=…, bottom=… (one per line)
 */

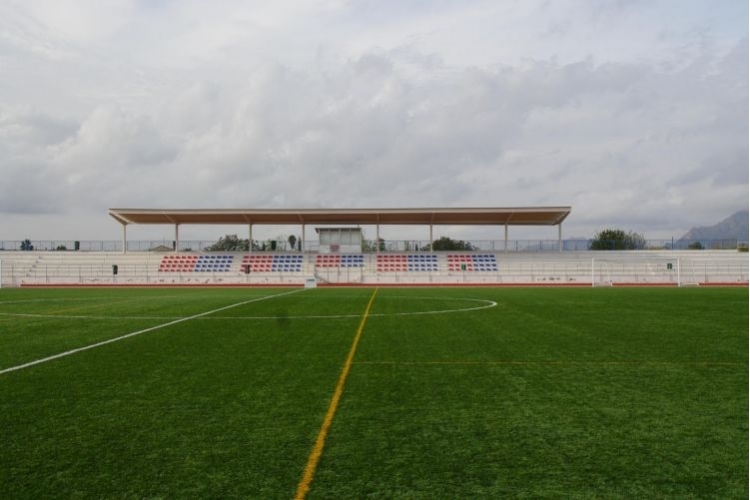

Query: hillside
left=681, top=210, right=749, bottom=241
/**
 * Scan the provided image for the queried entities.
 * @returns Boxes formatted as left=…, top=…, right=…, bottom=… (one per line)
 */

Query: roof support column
left=174, top=224, right=180, bottom=252
left=248, top=224, right=253, bottom=253
left=301, top=224, right=306, bottom=253
left=558, top=223, right=563, bottom=252
left=122, top=223, right=127, bottom=254
left=504, top=223, right=508, bottom=253
left=429, top=224, right=433, bottom=253
left=376, top=223, right=380, bottom=254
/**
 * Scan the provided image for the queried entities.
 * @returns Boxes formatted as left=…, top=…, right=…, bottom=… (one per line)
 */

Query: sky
left=1, top=0, right=748, bottom=244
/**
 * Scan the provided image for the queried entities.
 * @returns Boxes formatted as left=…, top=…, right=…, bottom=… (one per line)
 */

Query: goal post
left=592, top=256, right=682, bottom=286
left=591, top=258, right=613, bottom=287
left=677, top=258, right=700, bottom=287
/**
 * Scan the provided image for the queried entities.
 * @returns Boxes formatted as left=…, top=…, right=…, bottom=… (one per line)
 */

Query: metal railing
left=0, top=238, right=746, bottom=253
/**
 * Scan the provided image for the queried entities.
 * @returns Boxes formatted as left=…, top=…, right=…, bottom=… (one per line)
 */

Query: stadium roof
left=108, top=207, right=571, bottom=227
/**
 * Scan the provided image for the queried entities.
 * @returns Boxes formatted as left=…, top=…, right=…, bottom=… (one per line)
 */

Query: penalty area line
left=0, top=288, right=305, bottom=376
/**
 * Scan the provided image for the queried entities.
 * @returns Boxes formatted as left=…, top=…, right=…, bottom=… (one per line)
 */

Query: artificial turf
left=0, top=286, right=746, bottom=498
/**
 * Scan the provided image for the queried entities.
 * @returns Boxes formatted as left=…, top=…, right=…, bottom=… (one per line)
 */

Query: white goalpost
left=591, top=257, right=688, bottom=287
left=591, top=258, right=613, bottom=287
left=677, top=258, right=700, bottom=287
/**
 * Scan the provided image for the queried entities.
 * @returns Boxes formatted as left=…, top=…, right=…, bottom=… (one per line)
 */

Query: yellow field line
left=295, top=288, right=378, bottom=500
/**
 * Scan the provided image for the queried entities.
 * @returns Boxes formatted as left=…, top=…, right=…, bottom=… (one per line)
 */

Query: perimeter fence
left=0, top=238, right=745, bottom=253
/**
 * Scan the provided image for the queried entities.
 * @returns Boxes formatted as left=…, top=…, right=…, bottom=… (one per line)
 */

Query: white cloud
left=0, top=1, right=746, bottom=242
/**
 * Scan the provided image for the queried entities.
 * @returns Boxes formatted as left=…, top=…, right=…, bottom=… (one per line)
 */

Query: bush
left=205, top=234, right=249, bottom=251
left=423, top=237, right=477, bottom=251
left=590, top=229, right=646, bottom=250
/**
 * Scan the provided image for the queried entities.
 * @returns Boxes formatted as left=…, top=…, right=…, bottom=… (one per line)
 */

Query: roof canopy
left=108, top=207, right=571, bottom=227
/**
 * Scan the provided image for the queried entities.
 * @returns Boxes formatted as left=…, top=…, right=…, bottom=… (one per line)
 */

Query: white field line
left=0, top=298, right=497, bottom=321
left=0, top=288, right=305, bottom=376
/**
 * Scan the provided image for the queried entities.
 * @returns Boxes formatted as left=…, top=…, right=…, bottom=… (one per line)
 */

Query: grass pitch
left=0, top=286, right=746, bottom=499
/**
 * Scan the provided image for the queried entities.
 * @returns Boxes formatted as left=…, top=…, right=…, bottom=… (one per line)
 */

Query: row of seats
left=375, top=253, right=498, bottom=272
left=376, top=254, right=407, bottom=271
left=158, top=253, right=501, bottom=273
left=447, top=254, right=496, bottom=261
left=159, top=255, right=234, bottom=272
left=376, top=254, right=439, bottom=272
left=316, top=254, right=365, bottom=268
left=242, top=254, right=304, bottom=272
left=446, top=254, right=498, bottom=271
left=159, top=255, right=198, bottom=272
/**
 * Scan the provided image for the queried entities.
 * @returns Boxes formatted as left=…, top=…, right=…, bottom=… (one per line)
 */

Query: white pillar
left=376, top=224, right=380, bottom=254
left=429, top=224, right=433, bottom=252
left=122, top=224, right=127, bottom=254
left=504, top=224, right=508, bottom=253
left=301, top=224, right=306, bottom=253
left=248, top=224, right=253, bottom=253
left=174, top=224, right=180, bottom=252
left=558, top=223, right=563, bottom=252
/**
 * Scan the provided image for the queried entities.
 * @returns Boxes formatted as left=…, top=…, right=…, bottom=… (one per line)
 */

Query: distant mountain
left=680, top=210, right=749, bottom=241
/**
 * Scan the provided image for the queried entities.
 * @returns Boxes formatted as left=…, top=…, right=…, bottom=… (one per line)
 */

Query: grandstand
left=1, top=249, right=747, bottom=287
left=0, top=207, right=747, bottom=287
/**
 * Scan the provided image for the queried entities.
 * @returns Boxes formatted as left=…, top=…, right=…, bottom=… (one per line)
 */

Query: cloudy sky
left=1, top=0, right=747, bottom=243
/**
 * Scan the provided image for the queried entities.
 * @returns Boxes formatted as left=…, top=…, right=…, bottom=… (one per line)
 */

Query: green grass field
left=0, top=286, right=746, bottom=499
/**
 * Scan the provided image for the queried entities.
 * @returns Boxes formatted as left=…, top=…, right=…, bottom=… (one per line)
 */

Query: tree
left=362, top=238, right=386, bottom=252
left=205, top=234, right=249, bottom=251
left=288, top=235, right=297, bottom=251
left=687, top=241, right=703, bottom=250
left=629, top=231, right=647, bottom=250
left=590, top=229, right=647, bottom=250
left=20, top=239, right=34, bottom=251
left=423, top=237, right=477, bottom=251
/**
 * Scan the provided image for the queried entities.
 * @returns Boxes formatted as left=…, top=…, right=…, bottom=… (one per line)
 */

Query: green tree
left=20, top=239, right=34, bottom=251
left=423, top=237, right=477, bottom=251
left=287, top=235, right=297, bottom=251
left=687, top=241, right=703, bottom=250
left=363, top=238, right=386, bottom=252
left=205, top=234, right=250, bottom=251
left=590, top=229, right=647, bottom=250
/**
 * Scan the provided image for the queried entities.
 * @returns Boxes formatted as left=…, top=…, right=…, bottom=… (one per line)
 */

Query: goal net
left=677, top=259, right=700, bottom=287
left=591, top=258, right=613, bottom=287
left=591, top=257, right=683, bottom=287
